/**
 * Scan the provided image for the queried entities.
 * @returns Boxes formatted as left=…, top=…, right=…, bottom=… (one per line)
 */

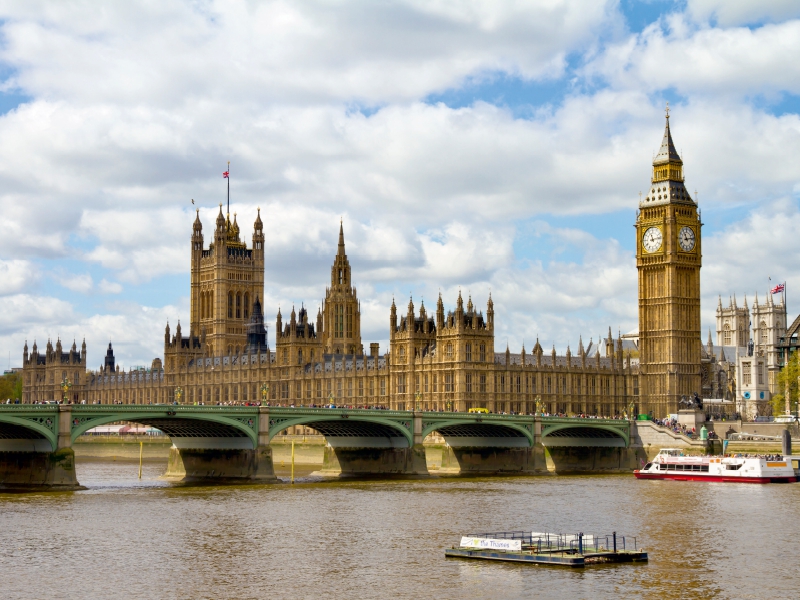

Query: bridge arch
left=422, top=419, right=534, bottom=448
left=541, top=423, right=628, bottom=447
left=268, top=415, right=413, bottom=448
left=70, top=411, right=258, bottom=449
left=0, top=415, right=58, bottom=452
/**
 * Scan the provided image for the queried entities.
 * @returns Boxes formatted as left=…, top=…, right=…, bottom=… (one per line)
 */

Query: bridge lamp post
left=174, top=387, right=183, bottom=405
left=60, top=377, right=72, bottom=404
left=446, top=400, right=452, bottom=413
left=535, top=395, right=543, bottom=416
left=415, top=392, right=421, bottom=412
left=329, top=391, right=335, bottom=407
left=260, top=383, right=269, bottom=404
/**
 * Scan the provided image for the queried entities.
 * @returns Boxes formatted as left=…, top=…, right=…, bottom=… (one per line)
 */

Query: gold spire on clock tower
left=636, top=105, right=702, bottom=416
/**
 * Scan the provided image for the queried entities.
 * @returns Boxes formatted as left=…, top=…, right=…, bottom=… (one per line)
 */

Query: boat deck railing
left=467, top=531, right=637, bottom=554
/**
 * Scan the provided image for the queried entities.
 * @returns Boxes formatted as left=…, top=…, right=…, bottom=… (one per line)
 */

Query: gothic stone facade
left=21, top=214, right=639, bottom=416
left=28, top=116, right=731, bottom=417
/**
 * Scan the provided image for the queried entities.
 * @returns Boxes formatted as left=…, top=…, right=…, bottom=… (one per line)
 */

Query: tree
left=0, top=372, right=22, bottom=401
left=771, top=393, right=785, bottom=417
left=776, top=351, right=800, bottom=416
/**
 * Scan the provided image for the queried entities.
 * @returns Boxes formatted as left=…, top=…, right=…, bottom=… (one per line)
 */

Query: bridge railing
left=466, top=531, right=638, bottom=553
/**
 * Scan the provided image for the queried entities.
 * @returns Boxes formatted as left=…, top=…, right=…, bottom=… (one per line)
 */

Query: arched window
left=760, top=321, right=767, bottom=344
left=335, top=305, right=344, bottom=338
left=244, top=293, right=249, bottom=319
left=236, top=293, right=241, bottom=319
left=228, top=292, right=233, bottom=318
left=339, top=269, right=343, bottom=284
left=298, top=350, right=303, bottom=365
left=446, top=343, right=453, bottom=358
left=723, top=323, right=731, bottom=346
left=465, top=343, right=472, bottom=362
left=399, top=347, right=405, bottom=363
left=738, top=324, right=746, bottom=347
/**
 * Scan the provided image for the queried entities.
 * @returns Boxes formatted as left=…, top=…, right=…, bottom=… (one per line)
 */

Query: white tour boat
left=634, top=448, right=797, bottom=483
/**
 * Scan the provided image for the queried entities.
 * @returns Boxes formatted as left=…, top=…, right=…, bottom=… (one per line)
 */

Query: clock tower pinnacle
left=636, top=106, right=702, bottom=416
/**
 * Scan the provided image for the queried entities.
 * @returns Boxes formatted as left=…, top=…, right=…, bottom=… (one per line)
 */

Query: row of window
left=396, top=373, right=626, bottom=396
left=397, top=342, right=488, bottom=363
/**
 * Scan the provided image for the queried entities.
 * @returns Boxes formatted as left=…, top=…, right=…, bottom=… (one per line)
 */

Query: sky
left=1, top=0, right=799, bottom=370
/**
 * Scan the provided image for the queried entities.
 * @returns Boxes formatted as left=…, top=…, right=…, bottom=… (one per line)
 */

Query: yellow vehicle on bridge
left=468, top=407, right=489, bottom=414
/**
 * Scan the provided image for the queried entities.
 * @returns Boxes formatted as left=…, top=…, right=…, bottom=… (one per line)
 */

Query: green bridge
left=0, top=405, right=634, bottom=490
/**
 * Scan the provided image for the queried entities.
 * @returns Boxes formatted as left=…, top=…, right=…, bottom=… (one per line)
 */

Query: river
left=1, top=458, right=798, bottom=599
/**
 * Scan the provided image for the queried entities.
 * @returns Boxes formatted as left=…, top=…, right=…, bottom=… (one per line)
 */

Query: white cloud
left=584, top=15, right=800, bottom=97
left=686, top=0, right=800, bottom=27
left=0, top=1, right=615, bottom=105
left=57, top=272, right=93, bottom=294
left=0, top=260, right=37, bottom=295
left=98, top=279, right=123, bottom=294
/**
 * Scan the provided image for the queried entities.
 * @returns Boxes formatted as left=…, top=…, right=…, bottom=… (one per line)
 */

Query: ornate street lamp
left=60, top=377, right=72, bottom=404
left=535, top=395, right=543, bottom=416
left=174, top=386, right=183, bottom=405
left=446, top=400, right=452, bottom=413
left=260, top=383, right=270, bottom=403
left=415, top=391, right=421, bottom=412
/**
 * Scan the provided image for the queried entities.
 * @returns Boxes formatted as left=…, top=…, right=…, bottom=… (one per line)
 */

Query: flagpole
left=784, top=280, right=787, bottom=338
left=227, top=161, right=230, bottom=216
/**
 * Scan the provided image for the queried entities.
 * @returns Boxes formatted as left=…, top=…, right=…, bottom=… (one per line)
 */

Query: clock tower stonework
left=636, top=110, right=702, bottom=416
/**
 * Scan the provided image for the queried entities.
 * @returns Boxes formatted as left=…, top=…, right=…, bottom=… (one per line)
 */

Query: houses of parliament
left=21, top=114, right=705, bottom=418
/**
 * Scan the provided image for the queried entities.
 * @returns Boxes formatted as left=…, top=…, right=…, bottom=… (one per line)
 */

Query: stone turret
left=104, top=343, right=115, bottom=373
left=390, top=298, right=397, bottom=337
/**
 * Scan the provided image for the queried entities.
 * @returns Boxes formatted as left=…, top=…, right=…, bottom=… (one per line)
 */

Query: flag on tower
left=771, top=283, right=785, bottom=294
left=223, top=171, right=229, bottom=178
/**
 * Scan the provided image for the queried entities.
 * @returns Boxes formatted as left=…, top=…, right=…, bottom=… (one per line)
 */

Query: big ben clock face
left=642, top=227, right=662, bottom=253
left=678, top=226, right=695, bottom=251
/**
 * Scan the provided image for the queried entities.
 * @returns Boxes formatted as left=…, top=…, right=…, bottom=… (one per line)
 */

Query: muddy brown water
left=1, top=457, right=798, bottom=599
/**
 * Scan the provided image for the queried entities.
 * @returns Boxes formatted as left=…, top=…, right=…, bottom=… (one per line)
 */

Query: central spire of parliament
left=323, top=220, right=363, bottom=355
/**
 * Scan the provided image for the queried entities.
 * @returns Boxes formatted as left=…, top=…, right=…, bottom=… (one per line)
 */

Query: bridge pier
left=162, top=407, right=278, bottom=484
left=316, top=413, right=428, bottom=477
left=439, top=445, right=541, bottom=474
left=0, top=406, right=84, bottom=491
left=319, top=444, right=428, bottom=477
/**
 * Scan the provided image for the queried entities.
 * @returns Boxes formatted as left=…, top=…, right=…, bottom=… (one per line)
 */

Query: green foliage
left=771, top=394, right=785, bottom=416
left=776, top=351, right=800, bottom=414
left=0, top=372, right=22, bottom=401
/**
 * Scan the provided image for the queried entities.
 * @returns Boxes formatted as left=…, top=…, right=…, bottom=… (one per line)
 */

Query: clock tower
left=636, top=107, right=702, bottom=416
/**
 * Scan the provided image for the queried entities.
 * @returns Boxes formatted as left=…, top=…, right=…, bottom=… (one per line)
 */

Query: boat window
left=700, top=465, right=709, bottom=472
left=643, top=463, right=653, bottom=470
left=725, top=464, right=742, bottom=471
